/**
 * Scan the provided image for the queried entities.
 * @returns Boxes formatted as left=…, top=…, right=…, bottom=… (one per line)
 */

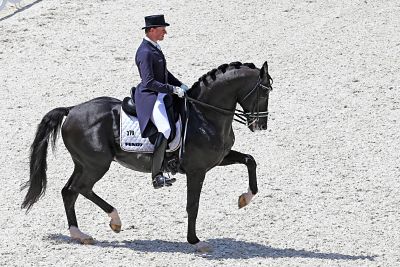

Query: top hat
left=142, top=15, right=170, bottom=29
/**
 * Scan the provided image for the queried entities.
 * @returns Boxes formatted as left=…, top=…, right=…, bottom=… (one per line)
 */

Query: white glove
left=173, top=86, right=185, bottom=98
left=180, top=84, right=190, bottom=92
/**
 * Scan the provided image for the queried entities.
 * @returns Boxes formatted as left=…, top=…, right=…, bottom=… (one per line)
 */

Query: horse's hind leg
left=73, top=164, right=122, bottom=228
left=218, top=150, right=258, bottom=208
left=62, top=164, right=95, bottom=244
left=77, top=175, right=123, bottom=234
left=63, top=162, right=122, bottom=244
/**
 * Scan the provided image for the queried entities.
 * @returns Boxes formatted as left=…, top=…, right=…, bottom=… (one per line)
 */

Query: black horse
left=21, top=61, right=273, bottom=252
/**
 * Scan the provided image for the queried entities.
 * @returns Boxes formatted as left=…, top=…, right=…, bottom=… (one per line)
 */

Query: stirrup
left=165, top=172, right=176, bottom=183
left=152, top=174, right=174, bottom=189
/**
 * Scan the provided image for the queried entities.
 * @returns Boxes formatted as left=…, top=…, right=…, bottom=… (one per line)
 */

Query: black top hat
left=142, top=15, right=170, bottom=29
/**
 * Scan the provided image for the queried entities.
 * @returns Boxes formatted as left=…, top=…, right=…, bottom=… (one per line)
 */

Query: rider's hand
left=173, top=86, right=185, bottom=98
left=180, top=84, right=190, bottom=92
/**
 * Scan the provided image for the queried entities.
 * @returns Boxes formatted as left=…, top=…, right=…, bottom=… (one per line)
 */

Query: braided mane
left=191, top=62, right=257, bottom=88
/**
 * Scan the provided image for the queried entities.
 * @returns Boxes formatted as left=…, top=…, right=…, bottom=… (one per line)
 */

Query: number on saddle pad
left=120, top=107, right=181, bottom=153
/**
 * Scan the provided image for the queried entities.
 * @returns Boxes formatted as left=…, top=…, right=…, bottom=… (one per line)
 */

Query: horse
left=21, top=61, right=273, bottom=252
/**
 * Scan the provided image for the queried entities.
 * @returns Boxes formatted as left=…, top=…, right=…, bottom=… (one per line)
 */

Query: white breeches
left=150, top=93, right=171, bottom=139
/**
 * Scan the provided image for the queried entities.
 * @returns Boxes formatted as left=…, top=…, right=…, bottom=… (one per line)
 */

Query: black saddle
left=122, top=86, right=137, bottom=116
left=122, top=97, right=137, bottom=116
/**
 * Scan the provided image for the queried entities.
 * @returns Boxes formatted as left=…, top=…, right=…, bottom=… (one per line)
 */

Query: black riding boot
left=152, top=133, right=176, bottom=189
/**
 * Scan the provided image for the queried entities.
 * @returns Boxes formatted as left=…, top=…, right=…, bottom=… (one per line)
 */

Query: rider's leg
left=163, top=95, right=177, bottom=142
left=150, top=93, right=176, bottom=189
left=151, top=132, right=174, bottom=188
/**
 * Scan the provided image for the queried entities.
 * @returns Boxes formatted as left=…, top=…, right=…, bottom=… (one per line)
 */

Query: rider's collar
left=144, top=36, right=161, bottom=50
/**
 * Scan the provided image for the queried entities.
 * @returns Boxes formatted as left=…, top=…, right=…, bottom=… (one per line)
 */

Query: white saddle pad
left=120, top=108, right=181, bottom=153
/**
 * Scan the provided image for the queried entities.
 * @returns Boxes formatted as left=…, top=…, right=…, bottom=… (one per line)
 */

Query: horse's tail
left=21, top=107, right=72, bottom=211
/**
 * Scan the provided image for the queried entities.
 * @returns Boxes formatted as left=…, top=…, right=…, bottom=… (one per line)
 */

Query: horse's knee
left=61, top=186, right=75, bottom=199
left=244, top=154, right=256, bottom=167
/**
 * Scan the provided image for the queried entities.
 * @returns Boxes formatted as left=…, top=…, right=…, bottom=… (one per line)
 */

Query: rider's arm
left=167, top=70, right=182, bottom=87
left=137, top=52, right=175, bottom=94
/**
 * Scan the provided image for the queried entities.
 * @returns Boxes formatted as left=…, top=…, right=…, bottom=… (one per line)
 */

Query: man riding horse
left=21, top=15, right=273, bottom=250
left=134, top=15, right=189, bottom=189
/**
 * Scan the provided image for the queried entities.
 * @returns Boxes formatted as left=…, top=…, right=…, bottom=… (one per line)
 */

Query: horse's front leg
left=186, top=170, right=212, bottom=252
left=219, top=150, right=258, bottom=208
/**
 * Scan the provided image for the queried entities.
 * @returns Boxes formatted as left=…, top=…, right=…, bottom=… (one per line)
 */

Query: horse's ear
left=259, top=61, right=269, bottom=81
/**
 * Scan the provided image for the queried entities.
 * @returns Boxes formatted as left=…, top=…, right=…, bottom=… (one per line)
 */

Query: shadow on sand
left=45, top=234, right=376, bottom=261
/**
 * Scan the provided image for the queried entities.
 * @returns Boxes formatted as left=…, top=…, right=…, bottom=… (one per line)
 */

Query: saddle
left=122, top=97, right=137, bottom=116
left=121, top=86, right=179, bottom=144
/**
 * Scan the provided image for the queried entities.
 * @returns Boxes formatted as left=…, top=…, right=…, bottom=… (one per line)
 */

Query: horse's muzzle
left=248, top=122, right=268, bottom=132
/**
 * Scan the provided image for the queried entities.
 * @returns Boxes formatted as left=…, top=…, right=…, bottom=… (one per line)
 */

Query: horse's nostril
left=261, top=125, right=267, bottom=130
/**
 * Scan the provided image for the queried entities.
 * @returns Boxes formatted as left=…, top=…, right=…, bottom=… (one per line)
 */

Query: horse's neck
left=196, top=81, right=240, bottom=110
left=188, top=68, right=258, bottom=131
left=188, top=80, right=240, bottom=133
left=194, top=68, right=258, bottom=107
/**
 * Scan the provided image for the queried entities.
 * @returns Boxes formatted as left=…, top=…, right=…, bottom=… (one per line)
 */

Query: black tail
left=21, top=107, right=71, bottom=211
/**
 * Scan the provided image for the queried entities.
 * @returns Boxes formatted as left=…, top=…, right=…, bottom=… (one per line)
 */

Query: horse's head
left=238, top=61, right=273, bottom=132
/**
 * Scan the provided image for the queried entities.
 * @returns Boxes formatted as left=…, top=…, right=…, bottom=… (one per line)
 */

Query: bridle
left=234, top=75, right=273, bottom=126
left=184, top=75, right=273, bottom=127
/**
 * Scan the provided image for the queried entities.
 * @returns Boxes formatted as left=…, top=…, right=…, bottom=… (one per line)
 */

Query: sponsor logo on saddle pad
left=120, top=108, right=181, bottom=153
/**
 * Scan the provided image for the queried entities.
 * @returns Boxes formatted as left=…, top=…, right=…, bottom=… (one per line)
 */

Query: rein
left=183, top=78, right=271, bottom=126
left=184, top=95, right=251, bottom=125
left=184, top=95, right=235, bottom=116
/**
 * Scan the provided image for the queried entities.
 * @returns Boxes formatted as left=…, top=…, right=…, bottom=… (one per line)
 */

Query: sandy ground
left=1, top=0, right=399, bottom=266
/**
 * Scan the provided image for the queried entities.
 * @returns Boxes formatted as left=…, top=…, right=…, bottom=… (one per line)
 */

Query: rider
left=134, top=14, right=189, bottom=189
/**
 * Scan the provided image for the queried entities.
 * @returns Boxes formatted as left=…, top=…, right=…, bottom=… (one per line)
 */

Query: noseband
left=184, top=76, right=272, bottom=126
left=234, top=77, right=273, bottom=126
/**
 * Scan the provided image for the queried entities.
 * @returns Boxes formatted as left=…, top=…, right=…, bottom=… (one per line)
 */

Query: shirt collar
left=144, top=36, right=161, bottom=50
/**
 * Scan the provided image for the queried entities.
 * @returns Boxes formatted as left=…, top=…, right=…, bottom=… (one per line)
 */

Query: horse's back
left=63, top=96, right=120, bottom=128
left=72, top=96, right=121, bottom=109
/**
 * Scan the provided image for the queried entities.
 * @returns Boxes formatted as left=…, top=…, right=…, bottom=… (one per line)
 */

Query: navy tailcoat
left=134, top=39, right=182, bottom=138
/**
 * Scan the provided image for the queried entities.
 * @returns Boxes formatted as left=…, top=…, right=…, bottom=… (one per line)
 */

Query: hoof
left=79, top=237, right=95, bottom=245
left=238, top=194, right=247, bottom=209
left=110, top=223, right=122, bottom=233
left=193, top=241, right=213, bottom=253
left=71, top=235, right=95, bottom=245
left=238, top=189, right=255, bottom=209
left=108, top=209, right=122, bottom=233
left=69, top=226, right=95, bottom=245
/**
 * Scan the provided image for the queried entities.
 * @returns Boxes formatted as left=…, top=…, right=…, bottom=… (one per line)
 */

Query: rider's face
left=149, top=27, right=167, bottom=42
